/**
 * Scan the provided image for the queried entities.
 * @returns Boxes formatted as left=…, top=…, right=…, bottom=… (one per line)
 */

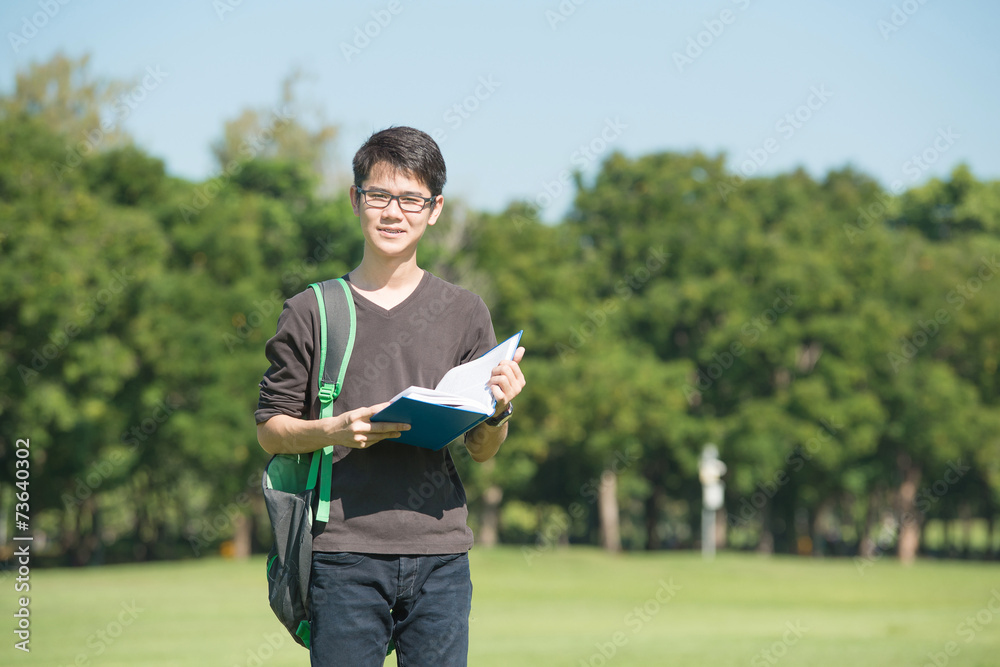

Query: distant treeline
left=1, top=55, right=998, bottom=566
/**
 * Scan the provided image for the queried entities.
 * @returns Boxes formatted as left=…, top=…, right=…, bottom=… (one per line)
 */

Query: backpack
left=262, top=277, right=356, bottom=649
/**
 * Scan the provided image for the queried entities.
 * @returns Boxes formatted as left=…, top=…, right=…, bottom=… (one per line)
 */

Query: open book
left=371, top=331, right=523, bottom=450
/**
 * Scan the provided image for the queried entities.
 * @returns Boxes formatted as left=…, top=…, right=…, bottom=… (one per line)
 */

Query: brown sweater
left=255, top=271, right=496, bottom=554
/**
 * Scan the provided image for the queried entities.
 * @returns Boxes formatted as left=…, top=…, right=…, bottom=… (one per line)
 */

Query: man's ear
left=349, top=185, right=361, bottom=216
left=426, top=195, right=445, bottom=226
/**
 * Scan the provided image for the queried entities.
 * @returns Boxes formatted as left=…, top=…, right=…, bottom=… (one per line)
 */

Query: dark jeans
left=309, top=551, right=472, bottom=667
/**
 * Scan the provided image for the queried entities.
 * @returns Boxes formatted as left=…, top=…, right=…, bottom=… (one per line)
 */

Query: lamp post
left=699, top=444, right=727, bottom=560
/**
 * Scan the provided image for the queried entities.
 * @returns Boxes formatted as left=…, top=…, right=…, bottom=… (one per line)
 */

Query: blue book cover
left=372, top=398, right=488, bottom=450
left=371, top=331, right=522, bottom=450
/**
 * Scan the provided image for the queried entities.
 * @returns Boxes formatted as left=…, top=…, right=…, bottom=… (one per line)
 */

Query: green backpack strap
left=308, top=278, right=356, bottom=523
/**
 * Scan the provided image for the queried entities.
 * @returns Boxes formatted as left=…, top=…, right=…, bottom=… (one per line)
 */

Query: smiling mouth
left=378, top=227, right=405, bottom=236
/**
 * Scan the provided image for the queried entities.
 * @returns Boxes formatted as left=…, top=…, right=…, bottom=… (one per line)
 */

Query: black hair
left=352, top=126, right=447, bottom=197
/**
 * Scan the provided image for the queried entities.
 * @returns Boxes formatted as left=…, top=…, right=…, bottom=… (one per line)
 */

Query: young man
left=255, top=126, right=525, bottom=666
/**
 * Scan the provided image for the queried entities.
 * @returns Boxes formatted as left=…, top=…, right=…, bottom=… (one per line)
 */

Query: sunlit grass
left=2, top=547, right=999, bottom=666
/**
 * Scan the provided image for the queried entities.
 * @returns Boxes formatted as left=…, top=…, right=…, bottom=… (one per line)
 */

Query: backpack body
left=262, top=278, right=355, bottom=649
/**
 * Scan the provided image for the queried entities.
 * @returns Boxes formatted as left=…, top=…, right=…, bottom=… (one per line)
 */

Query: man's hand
left=466, top=347, right=526, bottom=462
left=257, top=404, right=410, bottom=455
left=487, top=346, right=526, bottom=418
left=329, top=402, right=409, bottom=449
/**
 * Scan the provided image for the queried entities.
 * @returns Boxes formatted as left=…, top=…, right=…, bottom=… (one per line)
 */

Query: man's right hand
left=328, top=402, right=410, bottom=449
left=256, top=404, right=410, bottom=455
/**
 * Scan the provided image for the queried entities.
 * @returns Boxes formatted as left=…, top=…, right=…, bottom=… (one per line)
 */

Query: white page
left=388, top=386, right=488, bottom=413
left=433, top=332, right=522, bottom=408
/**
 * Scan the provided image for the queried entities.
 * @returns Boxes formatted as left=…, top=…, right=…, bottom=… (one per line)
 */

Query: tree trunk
left=756, top=504, right=774, bottom=554
left=896, top=457, right=922, bottom=565
left=129, top=477, right=154, bottom=561
left=598, top=469, right=621, bottom=552
left=859, top=490, right=881, bottom=558
left=644, top=484, right=663, bottom=550
left=0, top=489, right=7, bottom=545
left=60, top=503, right=80, bottom=565
left=478, top=484, right=503, bottom=548
left=987, top=498, right=999, bottom=560
left=958, top=505, right=974, bottom=558
left=990, top=514, right=998, bottom=560
left=714, top=507, right=728, bottom=549
left=756, top=528, right=774, bottom=554
left=133, top=492, right=159, bottom=561
left=89, top=502, right=105, bottom=565
left=812, top=499, right=833, bottom=556
left=74, top=497, right=99, bottom=566
left=233, top=512, right=252, bottom=559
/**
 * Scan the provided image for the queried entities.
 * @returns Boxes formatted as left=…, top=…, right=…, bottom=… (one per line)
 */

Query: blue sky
left=3, top=0, right=998, bottom=220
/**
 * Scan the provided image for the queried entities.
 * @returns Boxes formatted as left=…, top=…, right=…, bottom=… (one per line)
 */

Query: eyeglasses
left=356, top=188, right=435, bottom=213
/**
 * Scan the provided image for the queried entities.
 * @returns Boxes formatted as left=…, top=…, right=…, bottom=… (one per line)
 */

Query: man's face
left=351, top=164, right=444, bottom=261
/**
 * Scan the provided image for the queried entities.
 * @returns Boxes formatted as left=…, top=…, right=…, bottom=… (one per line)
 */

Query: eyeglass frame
left=355, top=187, right=438, bottom=213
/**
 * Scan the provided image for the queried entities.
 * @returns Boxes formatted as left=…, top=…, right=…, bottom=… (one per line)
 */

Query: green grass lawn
left=3, top=547, right=1000, bottom=666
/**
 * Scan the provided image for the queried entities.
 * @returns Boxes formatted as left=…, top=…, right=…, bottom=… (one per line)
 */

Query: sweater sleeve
left=254, top=290, right=317, bottom=424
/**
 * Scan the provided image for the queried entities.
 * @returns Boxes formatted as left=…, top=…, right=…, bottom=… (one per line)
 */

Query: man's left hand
left=488, top=346, right=525, bottom=417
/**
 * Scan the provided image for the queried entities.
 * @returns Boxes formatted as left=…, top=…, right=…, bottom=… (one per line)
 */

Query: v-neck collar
left=344, top=270, right=430, bottom=316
